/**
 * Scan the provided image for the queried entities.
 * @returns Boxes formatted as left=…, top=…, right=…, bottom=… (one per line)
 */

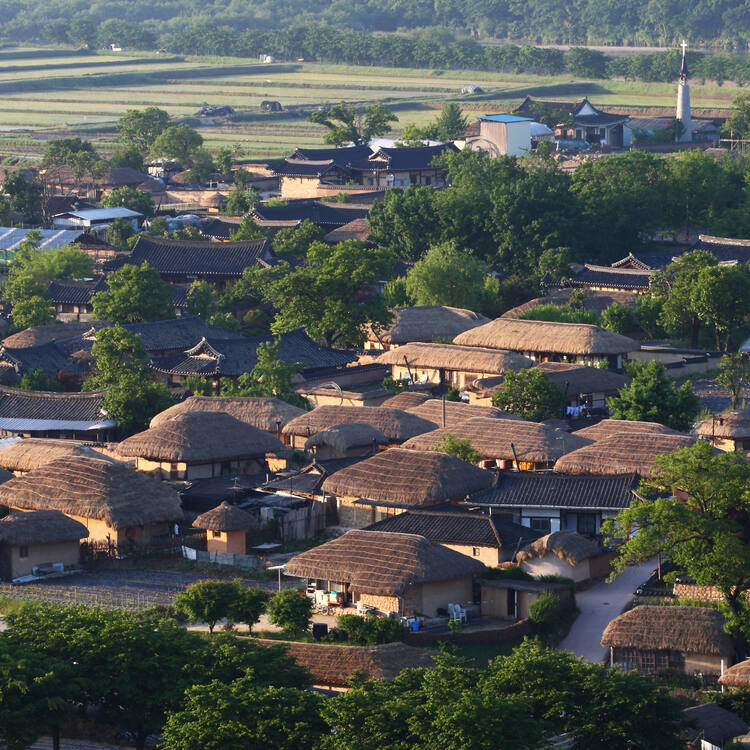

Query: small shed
left=515, top=531, right=608, bottom=583
left=193, top=501, right=256, bottom=555
left=601, top=605, right=734, bottom=677
left=683, top=703, right=749, bottom=750
left=261, top=100, right=282, bottom=112
left=461, top=84, right=483, bottom=94
left=480, top=577, right=573, bottom=620
left=304, top=423, right=387, bottom=460
left=695, top=409, right=750, bottom=452
left=0, top=510, right=88, bottom=581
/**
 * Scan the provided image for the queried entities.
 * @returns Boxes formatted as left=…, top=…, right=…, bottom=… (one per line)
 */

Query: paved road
left=559, top=559, right=656, bottom=664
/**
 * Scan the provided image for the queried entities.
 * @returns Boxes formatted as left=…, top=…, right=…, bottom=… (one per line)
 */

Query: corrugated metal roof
left=0, top=228, right=84, bottom=252
left=56, top=207, right=143, bottom=220
left=0, top=417, right=115, bottom=431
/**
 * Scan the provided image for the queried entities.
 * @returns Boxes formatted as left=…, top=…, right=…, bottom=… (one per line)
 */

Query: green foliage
left=336, top=615, right=403, bottom=645
left=519, top=303, right=600, bottom=325
left=18, top=368, right=63, bottom=392
left=566, top=47, right=608, bottom=78
left=635, top=293, right=665, bottom=339
left=184, top=374, right=214, bottom=395
left=186, top=279, right=219, bottom=320
left=92, top=261, right=175, bottom=323
left=431, top=431, right=479, bottom=464
left=215, top=146, right=234, bottom=175
left=381, top=376, right=409, bottom=393
left=600, top=302, right=636, bottom=334
left=224, top=185, right=259, bottom=216
left=266, top=589, right=312, bottom=636
left=148, top=216, right=169, bottom=236
left=2, top=171, right=41, bottom=219
left=607, top=360, right=700, bottom=432
left=117, top=107, right=170, bottom=153
left=101, top=186, right=155, bottom=217
left=150, top=124, right=203, bottom=166
left=603, top=441, right=750, bottom=643
left=492, top=368, right=566, bottom=422
left=188, top=149, right=215, bottom=183
left=717, top=353, right=750, bottom=409
left=272, top=220, right=325, bottom=258
left=175, top=580, right=267, bottom=634
left=711, top=688, right=750, bottom=723
left=229, top=215, right=270, bottom=241
left=725, top=93, right=750, bottom=140
left=528, top=592, right=564, bottom=634
left=106, top=216, right=135, bottom=249
left=108, top=144, right=145, bottom=172
left=309, top=101, right=397, bottom=146
left=382, top=278, right=413, bottom=308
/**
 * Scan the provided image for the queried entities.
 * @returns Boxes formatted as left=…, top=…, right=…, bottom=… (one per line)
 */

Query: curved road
left=559, top=559, right=656, bottom=664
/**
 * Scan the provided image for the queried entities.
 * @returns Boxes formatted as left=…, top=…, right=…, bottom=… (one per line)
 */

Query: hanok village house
left=695, top=409, right=750, bottom=452
left=318, top=447, right=493, bottom=528
left=304, top=423, right=388, bottom=460
left=192, top=501, right=257, bottom=555
left=0, top=438, right=109, bottom=476
left=404, top=399, right=522, bottom=429
left=285, top=529, right=485, bottom=617
left=0, top=456, right=182, bottom=549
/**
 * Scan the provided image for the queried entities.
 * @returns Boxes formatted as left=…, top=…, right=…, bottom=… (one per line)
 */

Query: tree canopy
left=492, top=368, right=566, bottom=422
left=309, top=102, right=398, bottom=146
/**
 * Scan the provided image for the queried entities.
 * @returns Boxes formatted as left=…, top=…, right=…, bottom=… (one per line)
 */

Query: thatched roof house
left=320, top=447, right=493, bottom=527
left=453, top=318, right=639, bottom=368
left=117, top=412, right=283, bottom=481
left=149, top=396, right=305, bottom=433
left=574, top=419, right=685, bottom=441
left=0, top=509, right=89, bottom=580
left=516, top=530, right=606, bottom=582
left=405, top=399, right=521, bottom=427
left=380, top=392, right=431, bottom=410
left=0, top=456, right=182, bottom=547
left=376, top=342, right=533, bottom=390
left=601, top=605, right=734, bottom=675
left=285, top=529, right=485, bottom=616
left=402, top=417, right=591, bottom=470
left=554, top=432, right=696, bottom=478
left=193, top=500, right=256, bottom=555
left=305, top=423, right=388, bottom=460
left=365, top=305, right=489, bottom=350
left=695, top=409, right=750, bottom=452
left=719, top=659, right=750, bottom=688
left=0, top=438, right=109, bottom=475
left=282, top=405, right=437, bottom=447
left=257, top=640, right=437, bottom=690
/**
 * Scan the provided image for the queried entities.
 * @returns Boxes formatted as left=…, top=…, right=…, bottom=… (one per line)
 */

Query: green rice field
left=0, top=48, right=740, bottom=163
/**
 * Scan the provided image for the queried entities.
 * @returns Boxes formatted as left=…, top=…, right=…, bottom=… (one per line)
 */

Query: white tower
left=675, top=40, right=692, bottom=142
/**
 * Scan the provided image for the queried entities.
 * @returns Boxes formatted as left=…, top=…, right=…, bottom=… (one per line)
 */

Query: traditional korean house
left=116, top=412, right=283, bottom=480
left=364, top=306, right=490, bottom=352
left=377, top=342, right=534, bottom=390
left=612, top=235, right=750, bottom=272
left=0, top=510, right=88, bottom=581
left=573, top=418, right=685, bottom=441
left=683, top=704, right=749, bottom=750
left=466, top=471, right=638, bottom=536
left=365, top=508, right=541, bottom=566
left=350, top=144, right=457, bottom=189
left=695, top=410, right=750, bottom=452
left=0, top=387, right=116, bottom=441
left=515, top=530, right=611, bottom=583
left=0, top=438, right=109, bottom=476
left=323, top=218, right=371, bottom=244
left=404, top=400, right=521, bottom=428
left=480, top=577, right=573, bottom=621
left=285, top=529, right=485, bottom=617
left=305, top=423, right=387, bottom=460
left=192, top=501, right=257, bottom=555
left=148, top=329, right=356, bottom=388
left=251, top=199, right=370, bottom=231
left=453, top=318, right=640, bottom=370
left=402, top=417, right=591, bottom=471
left=567, top=264, right=652, bottom=294
left=379, top=391, right=431, bottom=410
left=601, top=606, right=734, bottom=677
left=719, top=659, right=750, bottom=690
left=282, top=406, right=437, bottom=449
left=320, top=447, right=493, bottom=527
left=0, top=456, right=182, bottom=549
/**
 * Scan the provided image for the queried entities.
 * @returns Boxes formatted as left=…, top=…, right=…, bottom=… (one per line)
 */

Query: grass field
left=0, top=48, right=740, bottom=162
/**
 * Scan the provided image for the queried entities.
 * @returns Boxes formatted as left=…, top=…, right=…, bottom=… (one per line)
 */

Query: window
left=577, top=513, right=597, bottom=537
left=529, top=517, right=551, bottom=533
left=212, top=531, right=221, bottom=538
left=472, top=547, right=481, bottom=557
left=18, top=546, right=28, bottom=558
left=424, top=176, right=432, bottom=186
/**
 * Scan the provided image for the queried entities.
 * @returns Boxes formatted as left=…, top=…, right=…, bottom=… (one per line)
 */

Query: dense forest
left=1, top=0, right=749, bottom=49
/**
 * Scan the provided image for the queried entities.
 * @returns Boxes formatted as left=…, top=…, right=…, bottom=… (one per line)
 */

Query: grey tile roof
left=469, top=471, right=638, bottom=510
left=122, top=316, right=244, bottom=353
left=0, top=386, right=110, bottom=423
left=45, top=276, right=106, bottom=306
left=571, top=265, right=652, bottom=290
left=252, top=200, right=369, bottom=228
left=362, top=143, right=458, bottom=171
left=0, top=341, right=84, bottom=378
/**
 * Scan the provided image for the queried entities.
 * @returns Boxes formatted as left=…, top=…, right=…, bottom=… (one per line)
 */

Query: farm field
left=0, top=48, right=740, bottom=162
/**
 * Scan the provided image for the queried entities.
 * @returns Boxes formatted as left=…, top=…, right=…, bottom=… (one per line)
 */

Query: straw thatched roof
left=256, top=640, right=437, bottom=687
left=0, top=438, right=110, bottom=474
left=305, top=423, right=388, bottom=453
left=0, top=456, right=183, bottom=528
left=719, top=659, right=750, bottom=687
left=574, top=419, right=685, bottom=440
left=405, top=399, right=522, bottom=427
left=368, top=305, right=490, bottom=345
left=696, top=409, right=750, bottom=439
left=320, top=448, right=493, bottom=506
left=402, top=417, right=591, bottom=463
left=453, top=318, right=640, bottom=356
left=193, top=501, right=256, bottom=531
left=554, top=432, right=696, bottom=477
left=601, top=605, right=733, bottom=655
left=379, top=392, right=431, bottom=410
left=516, top=531, right=601, bottom=566
left=282, top=406, right=437, bottom=443
left=149, top=396, right=304, bottom=432
left=0, top=509, right=88, bottom=545
left=376, top=342, right=533, bottom=375
left=117, top=412, right=283, bottom=462
left=285, top=529, right=486, bottom=596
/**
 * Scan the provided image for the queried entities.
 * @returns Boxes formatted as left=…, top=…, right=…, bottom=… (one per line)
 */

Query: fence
left=403, top=618, right=532, bottom=646
left=181, top=545, right=260, bottom=569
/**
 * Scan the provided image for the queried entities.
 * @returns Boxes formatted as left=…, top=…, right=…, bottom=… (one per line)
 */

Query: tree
left=188, top=149, right=215, bottom=183
left=175, top=580, right=265, bottom=634
left=229, top=215, right=269, bottom=241
left=603, top=441, right=750, bottom=646
left=224, top=185, right=259, bottom=216
left=607, top=360, right=700, bottom=432
left=83, top=325, right=173, bottom=435
left=433, top=102, right=469, bottom=141
left=18, top=368, right=63, bottom=392
left=272, top=220, right=325, bottom=258
left=309, top=102, right=397, bottom=146
left=92, top=261, right=175, bottom=323
left=148, top=216, right=169, bottom=236
left=117, top=107, right=171, bottom=153
left=161, top=678, right=325, bottom=750
left=432, top=432, right=479, bottom=463
left=106, top=217, right=135, bottom=249
left=42, top=137, right=103, bottom=192
left=9, top=295, right=56, bottom=331
left=244, top=240, right=394, bottom=348
left=691, top=264, right=750, bottom=350
left=2, top=171, right=42, bottom=219
left=635, top=293, right=665, bottom=339
left=186, top=279, right=219, bottom=320
left=266, top=589, right=312, bottom=636
left=600, top=302, right=636, bottom=334
left=717, top=353, right=750, bottom=409
left=215, top=146, right=234, bottom=175
left=405, top=241, right=487, bottom=309
left=150, top=124, right=203, bottom=166
left=108, top=144, right=145, bottom=171
left=528, top=592, right=563, bottom=634
left=492, top=368, right=566, bottom=422
left=724, top=93, right=750, bottom=140
left=101, top=186, right=155, bottom=217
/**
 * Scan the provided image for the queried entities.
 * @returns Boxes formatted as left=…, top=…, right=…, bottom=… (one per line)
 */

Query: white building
left=52, top=207, right=143, bottom=232
left=467, top=114, right=532, bottom=157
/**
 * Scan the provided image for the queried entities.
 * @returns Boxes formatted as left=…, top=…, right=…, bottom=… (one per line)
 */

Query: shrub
left=529, top=592, right=564, bottom=634
left=336, top=614, right=403, bottom=645
left=600, top=302, right=636, bottom=334
left=266, top=589, right=312, bottom=636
